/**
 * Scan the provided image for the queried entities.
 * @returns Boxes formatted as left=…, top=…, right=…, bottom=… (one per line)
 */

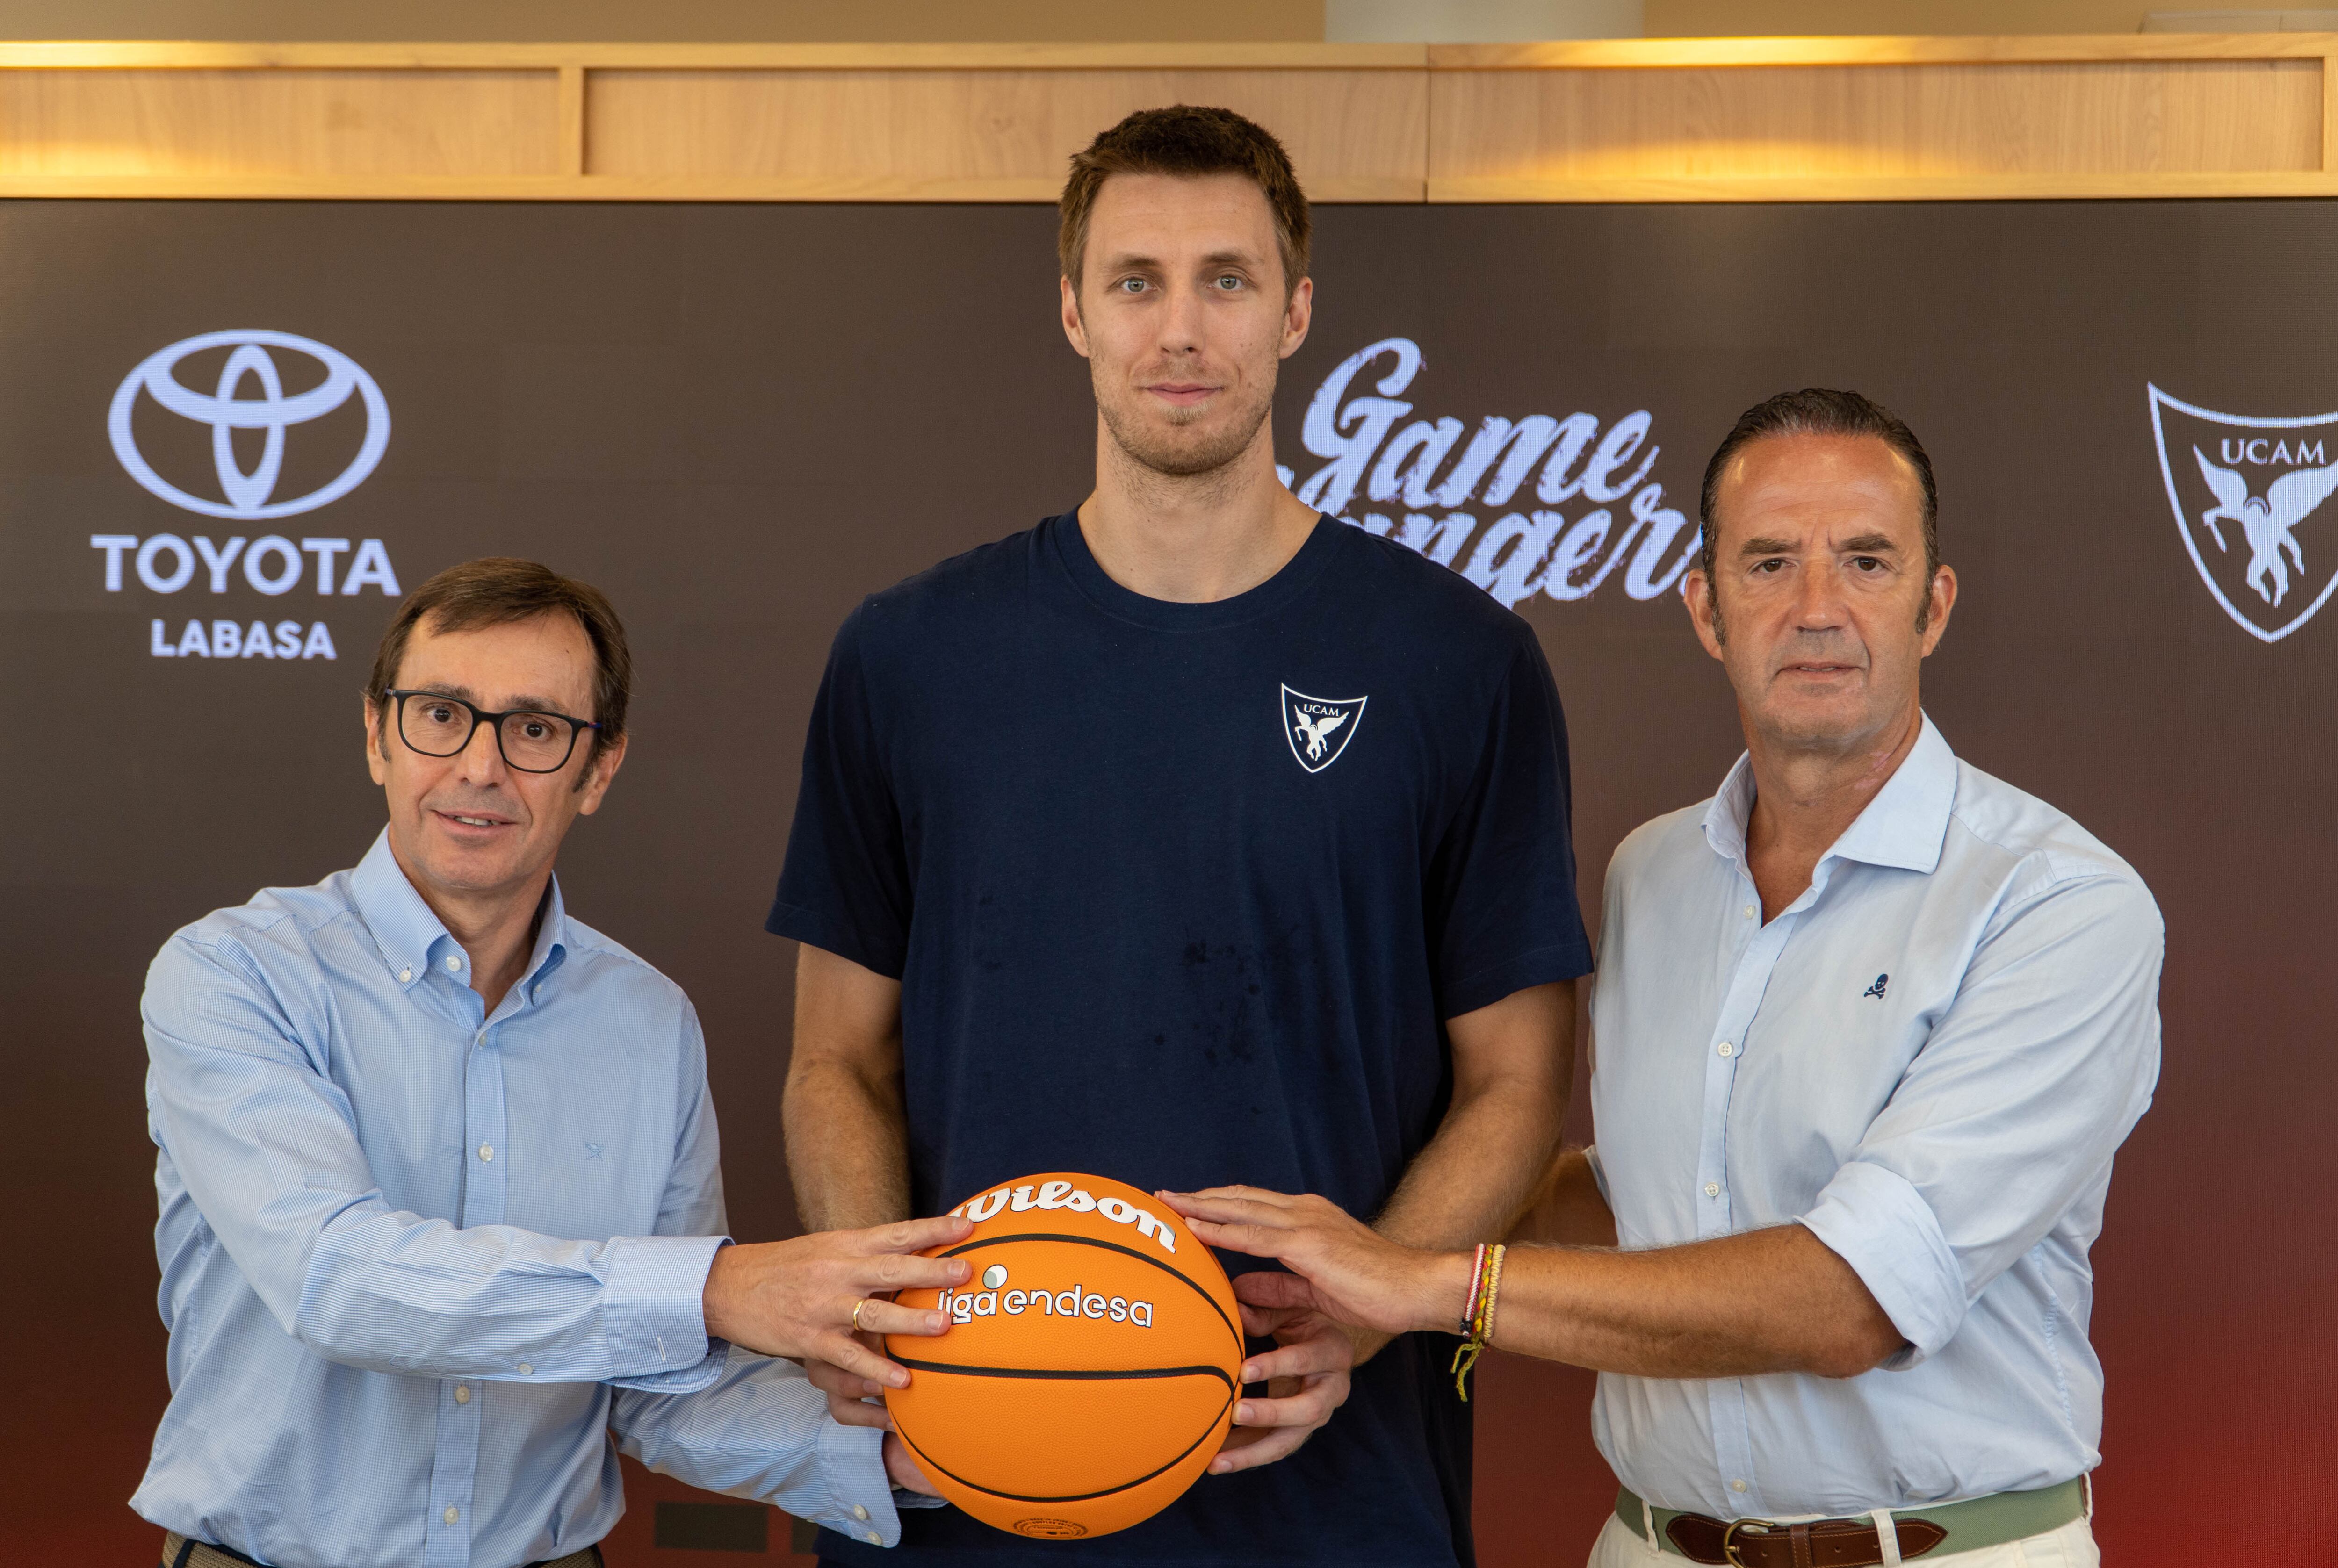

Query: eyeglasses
left=387, top=690, right=601, bottom=774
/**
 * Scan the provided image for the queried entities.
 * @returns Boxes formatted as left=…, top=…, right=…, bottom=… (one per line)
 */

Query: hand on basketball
left=808, top=1342, right=895, bottom=1431
left=883, top=1432, right=940, bottom=1496
left=1209, top=1302, right=1354, bottom=1474
left=701, top=1215, right=974, bottom=1388
left=1162, top=1187, right=1453, bottom=1339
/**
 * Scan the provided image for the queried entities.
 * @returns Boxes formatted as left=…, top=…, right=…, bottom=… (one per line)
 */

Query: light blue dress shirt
left=132, top=829, right=903, bottom=1568
left=1586, top=717, right=2162, bottom=1519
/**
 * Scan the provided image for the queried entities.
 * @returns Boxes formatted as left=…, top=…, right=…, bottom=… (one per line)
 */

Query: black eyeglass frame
left=385, top=688, right=603, bottom=774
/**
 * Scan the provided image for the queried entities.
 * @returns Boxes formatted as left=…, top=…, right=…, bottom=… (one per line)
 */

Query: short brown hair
left=1699, top=388, right=1941, bottom=609
left=365, top=557, right=633, bottom=753
left=1058, top=105, right=1311, bottom=298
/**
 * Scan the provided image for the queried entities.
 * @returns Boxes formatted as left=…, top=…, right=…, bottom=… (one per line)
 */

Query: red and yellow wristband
left=1450, top=1241, right=1506, bottom=1401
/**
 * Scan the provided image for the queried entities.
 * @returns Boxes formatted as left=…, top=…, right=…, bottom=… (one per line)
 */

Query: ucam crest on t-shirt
left=1280, top=685, right=1367, bottom=773
left=1277, top=337, right=1699, bottom=609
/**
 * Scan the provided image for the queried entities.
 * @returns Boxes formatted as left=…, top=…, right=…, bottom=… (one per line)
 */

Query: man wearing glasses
left=133, top=557, right=974, bottom=1568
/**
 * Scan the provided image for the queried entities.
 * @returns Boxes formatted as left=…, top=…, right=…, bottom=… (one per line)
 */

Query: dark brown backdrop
left=3, top=199, right=2329, bottom=1566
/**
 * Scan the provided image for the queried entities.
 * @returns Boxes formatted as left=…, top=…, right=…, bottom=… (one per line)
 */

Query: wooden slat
left=1429, top=170, right=2338, bottom=202
left=1427, top=32, right=2338, bottom=67
left=1429, top=58, right=2324, bottom=187
left=585, top=67, right=1428, bottom=195
left=0, top=41, right=1428, bottom=71
left=557, top=64, right=586, bottom=177
left=0, top=67, right=560, bottom=177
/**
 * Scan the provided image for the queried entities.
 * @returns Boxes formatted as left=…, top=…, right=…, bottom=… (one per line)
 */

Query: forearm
left=783, top=1057, right=911, bottom=1231
left=1376, top=980, right=1575, bottom=1251
left=296, top=1208, right=724, bottom=1380
left=1466, top=1224, right=1903, bottom=1380
left=1377, top=1075, right=1565, bottom=1251
left=1508, top=1146, right=1617, bottom=1248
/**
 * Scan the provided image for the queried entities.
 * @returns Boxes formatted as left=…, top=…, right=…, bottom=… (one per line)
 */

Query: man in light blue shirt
left=1167, top=390, right=2161, bottom=1567
left=134, top=558, right=974, bottom=1568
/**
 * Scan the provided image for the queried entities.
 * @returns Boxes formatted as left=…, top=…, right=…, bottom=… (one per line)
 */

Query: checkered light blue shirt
left=132, top=830, right=902, bottom=1568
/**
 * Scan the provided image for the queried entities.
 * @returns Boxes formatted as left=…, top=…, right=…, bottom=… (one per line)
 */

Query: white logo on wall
left=2148, top=384, right=2338, bottom=643
left=1281, top=686, right=1366, bottom=774
left=95, top=329, right=402, bottom=661
left=1277, top=338, right=1696, bottom=609
left=110, top=329, right=390, bottom=518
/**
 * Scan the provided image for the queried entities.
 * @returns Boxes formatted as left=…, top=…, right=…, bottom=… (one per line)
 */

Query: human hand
left=702, top=1216, right=974, bottom=1388
left=808, top=1342, right=894, bottom=1431
left=883, top=1432, right=939, bottom=1496
left=1208, top=1300, right=1354, bottom=1474
left=1161, top=1187, right=1462, bottom=1341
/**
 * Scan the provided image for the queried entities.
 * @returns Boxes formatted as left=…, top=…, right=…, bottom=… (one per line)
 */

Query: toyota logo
left=109, top=329, right=390, bottom=519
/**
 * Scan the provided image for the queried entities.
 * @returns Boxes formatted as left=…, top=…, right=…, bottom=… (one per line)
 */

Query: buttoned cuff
left=601, top=1233, right=729, bottom=1387
left=1797, top=1159, right=1966, bottom=1368
left=806, top=1418, right=905, bottom=1547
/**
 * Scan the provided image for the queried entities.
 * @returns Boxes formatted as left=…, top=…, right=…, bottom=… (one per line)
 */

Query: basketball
left=883, top=1171, right=1246, bottom=1539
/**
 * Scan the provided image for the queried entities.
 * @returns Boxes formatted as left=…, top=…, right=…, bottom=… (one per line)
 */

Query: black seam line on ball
left=936, top=1233, right=1239, bottom=1346
left=894, top=1383, right=1235, bottom=1505
left=892, top=1358, right=1235, bottom=1388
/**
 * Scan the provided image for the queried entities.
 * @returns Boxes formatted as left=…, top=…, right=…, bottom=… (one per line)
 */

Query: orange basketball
left=883, top=1171, right=1245, bottom=1540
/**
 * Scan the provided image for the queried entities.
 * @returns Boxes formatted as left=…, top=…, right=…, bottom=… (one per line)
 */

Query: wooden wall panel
left=584, top=67, right=1428, bottom=199
left=0, top=67, right=561, bottom=177
left=0, top=39, right=2324, bottom=200
left=1428, top=58, right=2322, bottom=187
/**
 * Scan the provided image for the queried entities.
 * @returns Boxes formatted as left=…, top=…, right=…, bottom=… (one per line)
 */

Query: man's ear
left=1278, top=274, right=1313, bottom=360
left=1918, top=563, right=1958, bottom=653
left=574, top=732, right=628, bottom=816
left=1060, top=274, right=1091, bottom=359
left=363, top=695, right=390, bottom=785
left=1683, top=569, right=1727, bottom=659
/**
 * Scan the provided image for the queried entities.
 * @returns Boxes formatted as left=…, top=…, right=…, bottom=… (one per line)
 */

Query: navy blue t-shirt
left=769, top=512, right=1592, bottom=1568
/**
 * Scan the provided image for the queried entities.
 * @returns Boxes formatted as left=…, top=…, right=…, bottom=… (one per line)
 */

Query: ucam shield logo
left=2148, top=384, right=2338, bottom=643
left=110, top=330, right=390, bottom=519
left=1281, top=686, right=1366, bottom=773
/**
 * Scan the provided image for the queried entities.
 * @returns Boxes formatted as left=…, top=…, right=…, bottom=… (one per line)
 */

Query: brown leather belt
left=163, top=1531, right=603, bottom=1568
left=1662, top=1512, right=1945, bottom=1567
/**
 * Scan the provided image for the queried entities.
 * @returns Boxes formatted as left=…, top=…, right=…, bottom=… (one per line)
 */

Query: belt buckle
left=1720, top=1517, right=1780, bottom=1567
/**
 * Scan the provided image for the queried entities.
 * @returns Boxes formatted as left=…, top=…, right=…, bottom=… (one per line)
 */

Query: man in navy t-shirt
left=769, top=106, right=1593, bottom=1568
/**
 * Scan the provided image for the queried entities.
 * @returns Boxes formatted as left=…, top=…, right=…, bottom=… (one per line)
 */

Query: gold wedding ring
left=851, top=1298, right=871, bottom=1332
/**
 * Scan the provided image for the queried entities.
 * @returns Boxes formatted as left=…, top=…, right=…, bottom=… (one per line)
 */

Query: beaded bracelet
left=1449, top=1242, right=1507, bottom=1401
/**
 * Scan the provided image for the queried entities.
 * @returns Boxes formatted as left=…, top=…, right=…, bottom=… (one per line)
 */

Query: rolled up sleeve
left=1798, top=1159, right=1964, bottom=1367
left=1796, top=869, right=2162, bottom=1366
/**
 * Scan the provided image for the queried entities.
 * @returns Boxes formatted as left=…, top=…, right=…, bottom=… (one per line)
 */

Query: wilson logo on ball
left=949, top=1178, right=1178, bottom=1252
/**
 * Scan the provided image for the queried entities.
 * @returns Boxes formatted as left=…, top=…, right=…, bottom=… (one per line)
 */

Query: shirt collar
left=350, top=827, right=573, bottom=997
left=1702, top=713, right=1957, bottom=878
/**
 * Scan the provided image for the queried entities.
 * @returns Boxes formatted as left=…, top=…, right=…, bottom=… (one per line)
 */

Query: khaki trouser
left=1587, top=1510, right=2100, bottom=1568
left=162, top=1532, right=603, bottom=1568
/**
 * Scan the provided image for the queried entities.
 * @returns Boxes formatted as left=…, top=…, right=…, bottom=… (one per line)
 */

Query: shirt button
left=1704, top=1182, right=1721, bottom=1198
left=445, top=954, right=462, bottom=971
left=863, top=1532, right=882, bottom=1545
left=454, top=1385, right=471, bottom=1404
left=479, top=1144, right=494, bottom=1162
left=851, top=1504, right=871, bottom=1522
left=398, top=967, right=412, bottom=982
left=1717, top=1041, right=1734, bottom=1058
left=444, top=1506, right=460, bottom=1525
left=1731, top=1479, right=1748, bottom=1494
left=1743, top=905, right=1756, bottom=918
left=517, top=1362, right=533, bottom=1376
